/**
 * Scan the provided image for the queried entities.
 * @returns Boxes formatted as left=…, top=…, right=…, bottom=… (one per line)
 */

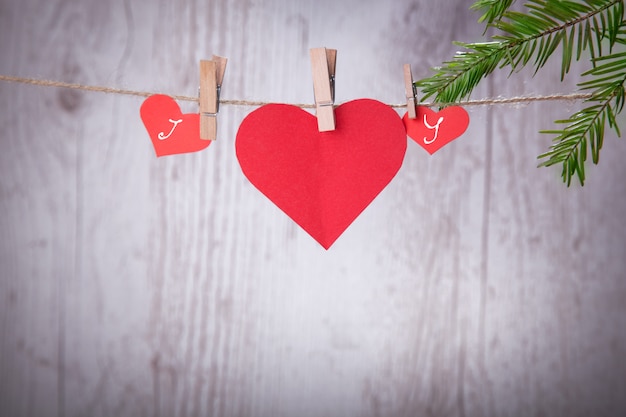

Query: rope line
left=0, top=74, right=594, bottom=108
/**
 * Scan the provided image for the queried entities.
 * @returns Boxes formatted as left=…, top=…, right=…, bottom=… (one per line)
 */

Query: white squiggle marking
left=158, top=118, right=183, bottom=140
left=423, top=114, right=444, bottom=145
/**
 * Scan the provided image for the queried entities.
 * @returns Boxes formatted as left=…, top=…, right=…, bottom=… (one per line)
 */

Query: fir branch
left=537, top=51, right=626, bottom=185
left=416, top=0, right=623, bottom=103
left=416, top=0, right=625, bottom=186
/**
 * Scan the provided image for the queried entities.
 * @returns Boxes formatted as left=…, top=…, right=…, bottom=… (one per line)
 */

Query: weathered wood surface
left=1, top=0, right=626, bottom=416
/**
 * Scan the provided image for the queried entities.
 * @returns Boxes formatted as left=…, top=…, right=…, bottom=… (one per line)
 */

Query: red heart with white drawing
left=236, top=99, right=407, bottom=249
left=403, top=106, right=469, bottom=154
left=140, top=94, right=210, bottom=157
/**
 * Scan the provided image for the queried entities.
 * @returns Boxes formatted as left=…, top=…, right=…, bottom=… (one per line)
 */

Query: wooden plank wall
left=1, top=0, right=626, bottom=416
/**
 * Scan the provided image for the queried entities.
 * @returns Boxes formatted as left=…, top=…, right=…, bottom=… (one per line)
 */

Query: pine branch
left=416, top=0, right=623, bottom=103
left=537, top=51, right=626, bottom=185
left=416, top=0, right=625, bottom=186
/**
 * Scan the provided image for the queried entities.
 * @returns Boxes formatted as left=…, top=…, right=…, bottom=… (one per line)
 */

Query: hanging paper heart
left=140, top=94, right=210, bottom=157
left=403, top=105, right=469, bottom=154
left=236, top=99, right=407, bottom=249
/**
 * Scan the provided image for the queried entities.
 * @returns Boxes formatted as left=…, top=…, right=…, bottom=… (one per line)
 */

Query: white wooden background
left=1, top=0, right=626, bottom=416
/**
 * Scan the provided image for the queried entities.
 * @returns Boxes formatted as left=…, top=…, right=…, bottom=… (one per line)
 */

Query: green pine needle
left=471, top=0, right=517, bottom=25
left=416, top=0, right=625, bottom=186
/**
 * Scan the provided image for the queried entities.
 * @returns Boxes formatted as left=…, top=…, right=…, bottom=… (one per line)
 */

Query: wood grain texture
left=1, top=0, right=626, bottom=416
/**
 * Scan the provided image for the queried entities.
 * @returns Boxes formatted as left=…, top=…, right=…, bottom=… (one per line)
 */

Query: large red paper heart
left=140, top=94, right=210, bottom=157
left=236, top=99, right=407, bottom=249
left=403, top=106, right=469, bottom=154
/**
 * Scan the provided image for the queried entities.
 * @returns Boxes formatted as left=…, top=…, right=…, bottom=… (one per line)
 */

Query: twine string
left=0, top=74, right=594, bottom=108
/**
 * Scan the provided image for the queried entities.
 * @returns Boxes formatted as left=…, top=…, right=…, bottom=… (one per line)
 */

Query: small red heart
left=236, top=99, right=407, bottom=249
left=403, top=106, right=469, bottom=154
left=140, top=94, right=210, bottom=157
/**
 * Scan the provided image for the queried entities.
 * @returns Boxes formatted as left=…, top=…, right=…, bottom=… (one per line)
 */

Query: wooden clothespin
left=403, top=64, right=417, bottom=119
left=199, top=55, right=228, bottom=140
left=310, top=47, right=337, bottom=132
